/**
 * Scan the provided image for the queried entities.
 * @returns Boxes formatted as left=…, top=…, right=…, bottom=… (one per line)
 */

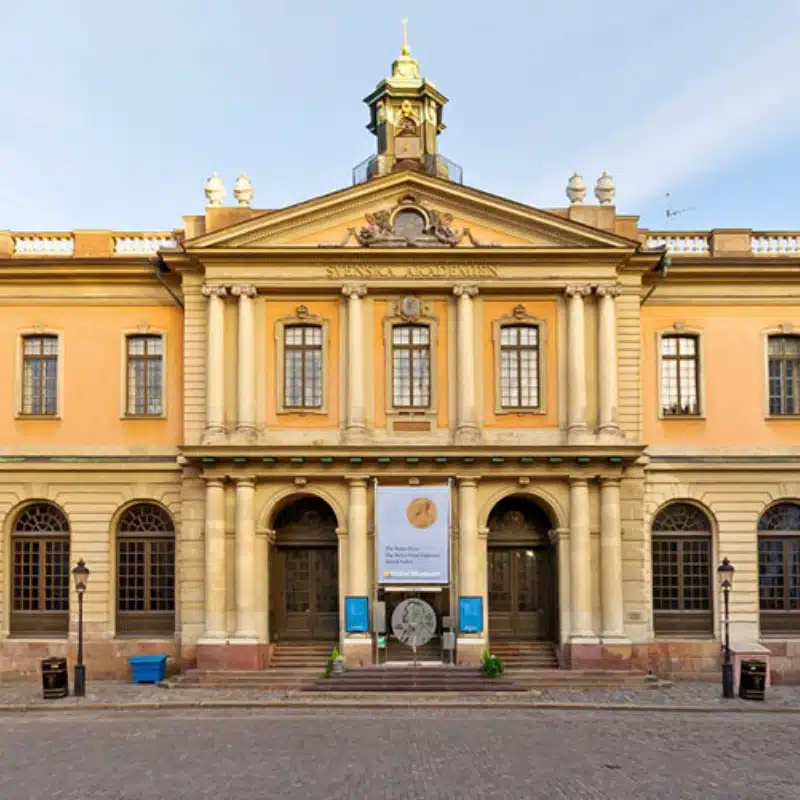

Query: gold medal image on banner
left=406, top=498, right=437, bottom=529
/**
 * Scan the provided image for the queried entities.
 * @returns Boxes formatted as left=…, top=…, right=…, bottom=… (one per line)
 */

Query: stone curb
left=0, top=700, right=798, bottom=714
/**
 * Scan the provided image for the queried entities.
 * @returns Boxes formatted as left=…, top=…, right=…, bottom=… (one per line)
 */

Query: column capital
left=341, top=283, right=367, bottom=299
left=346, top=476, right=369, bottom=488
left=201, top=283, right=228, bottom=298
left=453, top=283, right=479, bottom=298
left=234, top=476, right=257, bottom=488
left=203, top=477, right=225, bottom=488
left=456, top=476, right=480, bottom=487
left=231, top=284, right=257, bottom=298
left=600, top=476, right=621, bottom=487
left=569, top=476, right=589, bottom=488
left=595, top=283, right=622, bottom=298
left=565, top=284, right=591, bottom=298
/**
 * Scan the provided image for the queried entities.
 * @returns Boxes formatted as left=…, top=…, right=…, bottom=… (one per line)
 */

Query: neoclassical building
left=1, top=42, right=799, bottom=681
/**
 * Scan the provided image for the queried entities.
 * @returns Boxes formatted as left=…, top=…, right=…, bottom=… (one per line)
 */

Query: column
left=348, top=478, right=369, bottom=599
left=234, top=477, right=257, bottom=639
left=453, top=284, right=480, bottom=443
left=565, top=285, right=590, bottom=433
left=569, top=477, right=595, bottom=640
left=596, top=285, right=620, bottom=434
left=600, top=478, right=627, bottom=641
left=232, top=284, right=257, bottom=439
left=201, top=283, right=227, bottom=440
left=458, top=478, right=480, bottom=600
left=342, top=284, right=367, bottom=440
left=203, top=479, right=226, bottom=639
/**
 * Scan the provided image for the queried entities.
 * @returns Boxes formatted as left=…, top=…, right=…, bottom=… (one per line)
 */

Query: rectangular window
left=500, top=325, right=539, bottom=409
left=768, top=335, right=800, bottom=415
left=392, top=324, right=431, bottom=408
left=126, top=335, right=163, bottom=416
left=660, top=334, right=700, bottom=416
left=22, top=335, right=58, bottom=415
left=284, top=325, right=323, bottom=409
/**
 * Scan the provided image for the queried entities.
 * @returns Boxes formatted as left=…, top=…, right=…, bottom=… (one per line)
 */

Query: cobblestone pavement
left=0, top=708, right=798, bottom=799
left=1, top=679, right=800, bottom=708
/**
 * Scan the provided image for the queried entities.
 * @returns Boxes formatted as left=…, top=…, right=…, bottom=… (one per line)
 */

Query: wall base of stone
left=341, top=637, right=373, bottom=668
left=0, top=638, right=184, bottom=680
left=560, top=642, right=634, bottom=670
left=195, top=642, right=269, bottom=670
left=456, top=638, right=485, bottom=666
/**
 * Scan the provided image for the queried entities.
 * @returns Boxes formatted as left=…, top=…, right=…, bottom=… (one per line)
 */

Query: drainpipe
left=152, top=255, right=184, bottom=308
left=640, top=251, right=671, bottom=306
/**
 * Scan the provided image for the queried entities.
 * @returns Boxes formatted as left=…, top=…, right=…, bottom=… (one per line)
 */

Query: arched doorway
left=270, top=496, right=339, bottom=641
left=487, top=496, right=556, bottom=641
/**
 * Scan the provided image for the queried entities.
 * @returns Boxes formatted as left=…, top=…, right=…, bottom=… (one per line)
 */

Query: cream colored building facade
left=1, top=45, right=799, bottom=680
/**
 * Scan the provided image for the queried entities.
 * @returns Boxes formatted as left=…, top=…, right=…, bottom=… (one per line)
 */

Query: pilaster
left=201, top=283, right=227, bottom=443
left=565, top=285, right=591, bottom=439
left=232, top=285, right=258, bottom=442
left=453, top=284, right=481, bottom=444
left=342, top=284, right=368, bottom=442
left=596, top=284, right=621, bottom=435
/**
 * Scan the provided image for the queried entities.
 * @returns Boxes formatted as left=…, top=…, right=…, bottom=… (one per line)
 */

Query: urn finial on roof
left=233, top=174, right=254, bottom=207
left=566, top=173, right=587, bottom=205
left=594, top=171, right=616, bottom=205
left=204, top=172, right=225, bottom=207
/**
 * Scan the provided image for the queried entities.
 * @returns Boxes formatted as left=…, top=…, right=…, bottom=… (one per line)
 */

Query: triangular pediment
left=185, top=171, right=638, bottom=252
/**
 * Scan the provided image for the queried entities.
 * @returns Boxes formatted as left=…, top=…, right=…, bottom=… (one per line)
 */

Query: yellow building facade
left=1, top=46, right=799, bottom=681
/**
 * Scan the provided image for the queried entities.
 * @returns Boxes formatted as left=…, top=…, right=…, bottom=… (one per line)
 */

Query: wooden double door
left=488, top=546, right=554, bottom=640
left=272, top=547, right=339, bottom=641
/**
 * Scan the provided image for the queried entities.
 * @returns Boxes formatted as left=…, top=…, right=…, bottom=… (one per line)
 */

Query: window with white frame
left=660, top=334, right=700, bottom=416
left=21, top=334, right=58, bottom=415
left=126, top=334, right=164, bottom=416
left=499, top=324, right=540, bottom=409
left=283, top=324, right=323, bottom=409
left=392, top=324, right=431, bottom=408
left=767, top=335, right=800, bottom=415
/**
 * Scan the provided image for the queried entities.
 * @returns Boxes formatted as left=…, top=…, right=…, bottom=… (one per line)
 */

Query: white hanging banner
left=375, top=484, right=450, bottom=584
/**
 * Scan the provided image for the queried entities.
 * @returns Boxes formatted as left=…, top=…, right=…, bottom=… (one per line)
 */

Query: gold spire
left=401, top=18, right=410, bottom=56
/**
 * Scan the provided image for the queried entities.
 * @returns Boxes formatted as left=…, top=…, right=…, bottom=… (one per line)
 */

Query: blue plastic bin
left=129, top=655, right=168, bottom=684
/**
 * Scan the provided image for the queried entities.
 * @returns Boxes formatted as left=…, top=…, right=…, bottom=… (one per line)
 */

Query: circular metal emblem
left=407, top=497, right=437, bottom=529
left=391, top=598, right=437, bottom=648
left=400, top=295, right=421, bottom=319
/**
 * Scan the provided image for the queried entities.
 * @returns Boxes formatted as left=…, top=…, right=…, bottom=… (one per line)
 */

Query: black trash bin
left=41, top=657, right=68, bottom=700
left=739, top=660, right=767, bottom=701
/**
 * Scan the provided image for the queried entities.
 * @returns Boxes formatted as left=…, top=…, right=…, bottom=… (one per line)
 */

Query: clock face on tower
left=406, top=497, right=437, bottom=529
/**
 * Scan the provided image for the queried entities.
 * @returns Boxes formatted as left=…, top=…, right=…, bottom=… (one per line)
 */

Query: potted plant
left=331, top=647, right=346, bottom=676
left=480, top=648, right=504, bottom=679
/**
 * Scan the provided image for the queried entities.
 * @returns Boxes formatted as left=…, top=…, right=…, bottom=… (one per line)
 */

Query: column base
left=453, top=425, right=482, bottom=445
left=600, top=633, right=631, bottom=646
left=196, top=639, right=268, bottom=670
left=341, top=636, right=373, bottom=667
left=233, top=425, right=258, bottom=444
left=201, top=426, right=227, bottom=445
left=456, top=637, right=486, bottom=666
left=343, top=425, right=369, bottom=444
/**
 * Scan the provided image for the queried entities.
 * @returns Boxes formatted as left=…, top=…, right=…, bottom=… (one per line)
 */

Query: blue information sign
left=459, top=596, right=483, bottom=634
left=345, top=596, right=369, bottom=633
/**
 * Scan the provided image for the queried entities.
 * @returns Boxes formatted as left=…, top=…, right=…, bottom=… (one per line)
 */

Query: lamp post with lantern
left=717, top=557, right=735, bottom=699
left=71, top=559, right=90, bottom=697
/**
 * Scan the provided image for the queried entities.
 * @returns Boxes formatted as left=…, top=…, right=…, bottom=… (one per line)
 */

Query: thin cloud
left=528, top=18, right=800, bottom=210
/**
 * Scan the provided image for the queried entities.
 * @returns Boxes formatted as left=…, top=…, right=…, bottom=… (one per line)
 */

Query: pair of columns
left=202, top=283, right=257, bottom=441
left=203, top=477, right=257, bottom=640
left=565, top=284, right=620, bottom=435
left=568, top=477, right=626, bottom=642
left=341, top=282, right=480, bottom=442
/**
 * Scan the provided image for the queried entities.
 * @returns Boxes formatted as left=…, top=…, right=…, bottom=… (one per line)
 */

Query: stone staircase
left=178, top=642, right=332, bottom=691
left=309, top=665, right=522, bottom=692
left=490, top=641, right=647, bottom=689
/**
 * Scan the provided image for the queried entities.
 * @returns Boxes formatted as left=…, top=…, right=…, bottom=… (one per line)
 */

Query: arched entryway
left=487, top=496, right=557, bottom=641
left=270, top=496, right=339, bottom=641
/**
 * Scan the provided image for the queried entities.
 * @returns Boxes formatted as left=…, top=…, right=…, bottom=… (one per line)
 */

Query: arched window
left=758, top=502, right=800, bottom=636
left=116, top=503, right=175, bottom=637
left=651, top=502, right=713, bottom=637
left=11, top=503, right=70, bottom=636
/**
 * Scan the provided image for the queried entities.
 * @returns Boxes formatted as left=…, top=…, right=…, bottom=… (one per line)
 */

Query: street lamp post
left=717, top=557, right=735, bottom=699
left=71, top=559, right=90, bottom=698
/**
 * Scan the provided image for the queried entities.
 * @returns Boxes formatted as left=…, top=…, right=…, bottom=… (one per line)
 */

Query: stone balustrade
left=1, top=231, right=181, bottom=257
left=645, top=230, right=800, bottom=258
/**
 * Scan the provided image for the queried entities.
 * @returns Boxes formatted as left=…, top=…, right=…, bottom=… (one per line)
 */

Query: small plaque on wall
left=459, top=596, right=483, bottom=634
left=345, top=596, right=369, bottom=633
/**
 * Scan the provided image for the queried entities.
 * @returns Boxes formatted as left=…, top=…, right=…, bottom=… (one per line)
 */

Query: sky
left=2, top=0, right=800, bottom=233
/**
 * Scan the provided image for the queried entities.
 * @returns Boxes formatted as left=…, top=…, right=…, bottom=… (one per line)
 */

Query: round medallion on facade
left=391, top=598, right=437, bottom=647
left=407, top=497, right=437, bottom=529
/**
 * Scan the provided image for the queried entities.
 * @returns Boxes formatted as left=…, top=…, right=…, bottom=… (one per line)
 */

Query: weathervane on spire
left=401, top=18, right=410, bottom=55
